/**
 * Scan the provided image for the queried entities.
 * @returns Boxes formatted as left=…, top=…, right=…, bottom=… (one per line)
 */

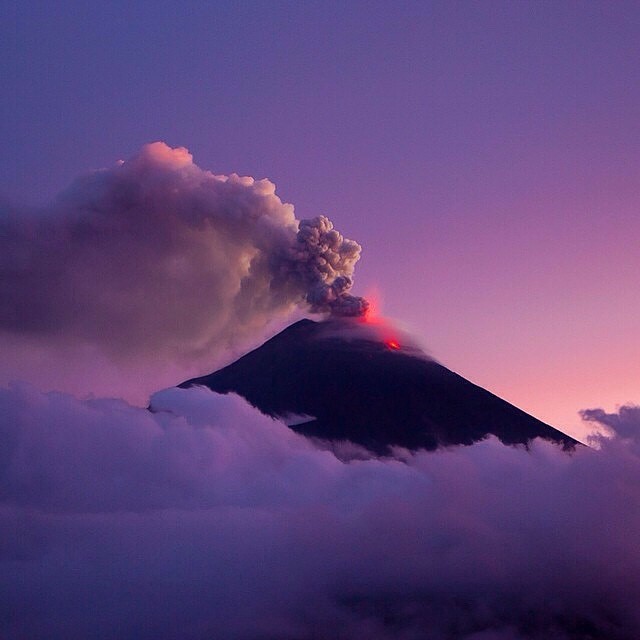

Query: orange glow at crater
left=361, top=286, right=381, bottom=324
left=386, top=340, right=400, bottom=350
left=362, top=303, right=378, bottom=324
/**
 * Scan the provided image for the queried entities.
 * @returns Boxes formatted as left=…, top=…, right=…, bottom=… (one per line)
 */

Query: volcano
left=179, top=318, right=578, bottom=453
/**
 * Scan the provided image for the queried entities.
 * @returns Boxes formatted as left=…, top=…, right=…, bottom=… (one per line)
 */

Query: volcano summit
left=178, top=318, right=577, bottom=454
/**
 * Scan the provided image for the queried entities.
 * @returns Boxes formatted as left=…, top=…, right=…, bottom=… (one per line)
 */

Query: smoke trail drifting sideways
left=0, top=143, right=367, bottom=362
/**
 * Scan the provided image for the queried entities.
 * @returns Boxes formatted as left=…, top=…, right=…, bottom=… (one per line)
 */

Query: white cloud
left=2, top=383, right=639, bottom=639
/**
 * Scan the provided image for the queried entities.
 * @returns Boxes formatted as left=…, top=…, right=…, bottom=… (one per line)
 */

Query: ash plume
left=0, top=142, right=367, bottom=363
left=289, top=218, right=369, bottom=317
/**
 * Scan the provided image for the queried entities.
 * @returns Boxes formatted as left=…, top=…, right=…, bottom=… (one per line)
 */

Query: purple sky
left=2, top=1, right=640, bottom=436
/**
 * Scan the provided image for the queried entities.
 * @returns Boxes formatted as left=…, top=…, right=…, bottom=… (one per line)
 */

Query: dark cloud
left=2, top=384, right=639, bottom=639
left=0, top=143, right=367, bottom=365
left=580, top=405, right=640, bottom=440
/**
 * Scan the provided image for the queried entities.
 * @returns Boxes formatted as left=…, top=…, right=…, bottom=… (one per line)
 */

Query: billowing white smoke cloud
left=2, top=384, right=639, bottom=640
left=0, top=142, right=368, bottom=364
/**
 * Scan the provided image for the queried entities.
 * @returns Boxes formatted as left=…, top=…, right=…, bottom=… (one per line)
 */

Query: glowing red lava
left=386, top=340, right=400, bottom=350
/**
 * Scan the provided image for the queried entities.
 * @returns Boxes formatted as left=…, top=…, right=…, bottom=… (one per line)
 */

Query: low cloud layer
left=0, top=143, right=368, bottom=364
left=2, top=384, right=639, bottom=639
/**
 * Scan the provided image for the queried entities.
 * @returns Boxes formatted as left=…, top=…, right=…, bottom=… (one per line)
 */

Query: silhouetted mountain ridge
left=179, top=318, right=577, bottom=453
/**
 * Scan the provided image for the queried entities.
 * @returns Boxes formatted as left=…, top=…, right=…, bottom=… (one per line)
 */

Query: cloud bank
left=0, top=142, right=368, bottom=365
left=2, top=384, right=639, bottom=639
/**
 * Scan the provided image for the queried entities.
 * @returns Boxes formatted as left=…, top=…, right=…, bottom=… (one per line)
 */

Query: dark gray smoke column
left=289, top=217, right=370, bottom=317
left=0, top=143, right=369, bottom=361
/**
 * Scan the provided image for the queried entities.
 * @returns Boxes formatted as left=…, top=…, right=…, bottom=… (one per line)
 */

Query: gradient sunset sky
left=2, top=1, right=639, bottom=438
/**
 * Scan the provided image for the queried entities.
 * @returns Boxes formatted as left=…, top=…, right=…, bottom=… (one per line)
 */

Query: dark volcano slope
left=180, top=319, right=578, bottom=453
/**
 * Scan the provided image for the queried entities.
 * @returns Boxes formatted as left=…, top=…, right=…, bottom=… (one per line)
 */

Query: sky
left=2, top=1, right=639, bottom=434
